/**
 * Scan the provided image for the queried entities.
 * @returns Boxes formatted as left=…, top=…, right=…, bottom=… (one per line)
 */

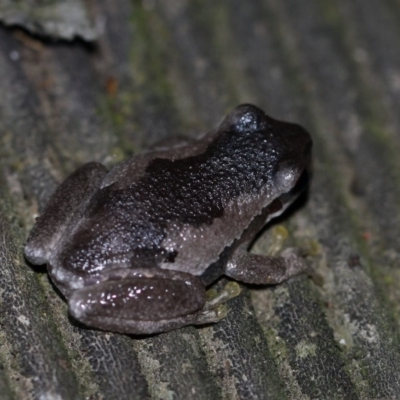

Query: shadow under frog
left=24, top=104, right=312, bottom=335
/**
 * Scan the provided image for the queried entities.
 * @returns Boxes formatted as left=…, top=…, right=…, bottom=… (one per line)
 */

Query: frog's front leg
left=25, top=162, right=108, bottom=265
left=68, top=268, right=235, bottom=334
left=225, top=246, right=309, bottom=285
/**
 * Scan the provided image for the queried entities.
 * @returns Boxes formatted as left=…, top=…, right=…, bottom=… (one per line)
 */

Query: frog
left=24, top=104, right=312, bottom=335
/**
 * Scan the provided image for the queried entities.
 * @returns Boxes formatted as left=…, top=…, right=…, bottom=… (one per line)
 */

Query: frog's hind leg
left=25, top=162, right=108, bottom=266
left=68, top=268, right=238, bottom=335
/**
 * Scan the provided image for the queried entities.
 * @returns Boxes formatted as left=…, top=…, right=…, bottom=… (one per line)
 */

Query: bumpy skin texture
left=24, top=104, right=312, bottom=334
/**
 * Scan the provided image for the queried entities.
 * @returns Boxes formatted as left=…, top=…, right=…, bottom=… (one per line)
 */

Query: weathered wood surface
left=0, top=0, right=98, bottom=41
left=1, top=1, right=400, bottom=399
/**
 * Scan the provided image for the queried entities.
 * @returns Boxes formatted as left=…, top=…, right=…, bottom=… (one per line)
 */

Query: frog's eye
left=219, top=103, right=267, bottom=134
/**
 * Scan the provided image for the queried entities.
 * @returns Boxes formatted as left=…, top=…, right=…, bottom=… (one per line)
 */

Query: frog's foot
left=68, top=268, right=238, bottom=335
left=191, top=282, right=241, bottom=325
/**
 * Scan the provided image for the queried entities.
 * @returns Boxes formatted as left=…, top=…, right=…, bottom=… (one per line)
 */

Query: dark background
left=1, top=1, right=400, bottom=399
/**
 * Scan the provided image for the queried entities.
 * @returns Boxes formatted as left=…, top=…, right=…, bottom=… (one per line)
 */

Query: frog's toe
left=191, top=282, right=241, bottom=326
left=193, top=304, right=228, bottom=325
left=204, top=281, right=241, bottom=309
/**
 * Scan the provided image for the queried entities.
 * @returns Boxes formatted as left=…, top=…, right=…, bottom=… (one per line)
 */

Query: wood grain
left=1, top=1, right=400, bottom=398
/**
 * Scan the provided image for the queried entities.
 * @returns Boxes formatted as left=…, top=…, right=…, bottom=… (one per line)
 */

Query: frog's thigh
left=68, top=268, right=218, bottom=334
left=225, top=247, right=308, bottom=285
left=25, top=162, right=108, bottom=265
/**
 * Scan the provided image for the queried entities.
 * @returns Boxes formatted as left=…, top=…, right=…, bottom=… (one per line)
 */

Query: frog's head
left=219, top=103, right=312, bottom=212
